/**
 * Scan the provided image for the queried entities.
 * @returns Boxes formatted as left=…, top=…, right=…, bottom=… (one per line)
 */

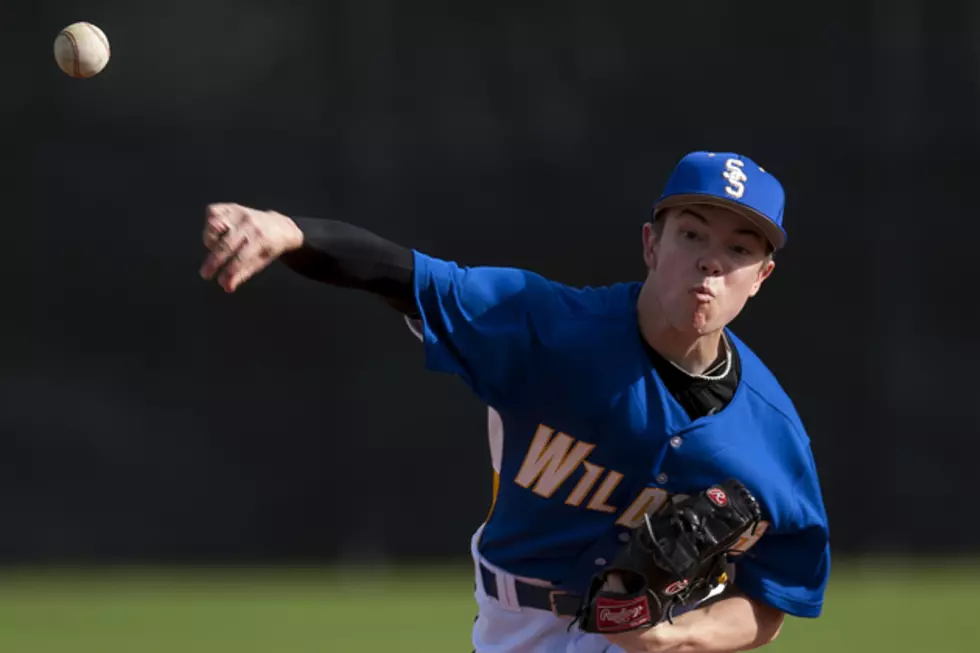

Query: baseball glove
left=574, top=479, right=762, bottom=634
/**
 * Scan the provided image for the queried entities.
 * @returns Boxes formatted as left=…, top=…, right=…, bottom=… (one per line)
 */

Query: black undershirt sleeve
left=276, top=216, right=739, bottom=420
left=278, top=216, right=419, bottom=316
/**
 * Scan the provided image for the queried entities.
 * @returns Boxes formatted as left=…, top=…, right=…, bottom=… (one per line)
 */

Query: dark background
left=3, top=0, right=975, bottom=565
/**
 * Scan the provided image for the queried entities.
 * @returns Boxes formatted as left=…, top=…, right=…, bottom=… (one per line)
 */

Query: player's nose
left=697, top=255, right=723, bottom=276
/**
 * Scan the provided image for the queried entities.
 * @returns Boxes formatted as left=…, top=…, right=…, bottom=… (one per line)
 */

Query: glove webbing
left=639, top=496, right=761, bottom=620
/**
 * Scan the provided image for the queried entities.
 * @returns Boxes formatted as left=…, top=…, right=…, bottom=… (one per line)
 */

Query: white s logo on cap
left=722, top=159, right=747, bottom=199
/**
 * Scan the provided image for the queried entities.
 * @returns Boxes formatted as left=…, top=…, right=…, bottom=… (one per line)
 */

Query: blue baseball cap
left=652, top=151, right=787, bottom=250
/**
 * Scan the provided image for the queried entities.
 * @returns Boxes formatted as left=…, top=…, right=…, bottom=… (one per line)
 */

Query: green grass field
left=0, top=560, right=974, bottom=652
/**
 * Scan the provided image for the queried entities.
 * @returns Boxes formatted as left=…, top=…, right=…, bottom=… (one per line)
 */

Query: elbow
left=764, top=613, right=785, bottom=644
left=753, top=608, right=785, bottom=649
left=714, top=599, right=784, bottom=652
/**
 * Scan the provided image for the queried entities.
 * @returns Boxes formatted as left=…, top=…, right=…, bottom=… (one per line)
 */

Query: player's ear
left=642, top=222, right=659, bottom=269
left=749, top=259, right=775, bottom=297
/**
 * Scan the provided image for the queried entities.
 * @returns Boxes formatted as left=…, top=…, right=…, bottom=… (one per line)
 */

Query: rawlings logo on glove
left=574, top=479, right=762, bottom=634
left=595, top=597, right=651, bottom=631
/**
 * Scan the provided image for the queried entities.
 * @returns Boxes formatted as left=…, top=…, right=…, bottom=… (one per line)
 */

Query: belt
left=479, top=563, right=582, bottom=617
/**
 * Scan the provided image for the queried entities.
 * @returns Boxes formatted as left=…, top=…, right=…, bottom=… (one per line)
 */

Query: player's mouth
left=690, top=284, right=715, bottom=301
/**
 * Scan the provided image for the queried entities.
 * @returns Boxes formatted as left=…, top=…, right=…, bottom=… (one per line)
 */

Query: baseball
left=54, top=22, right=111, bottom=78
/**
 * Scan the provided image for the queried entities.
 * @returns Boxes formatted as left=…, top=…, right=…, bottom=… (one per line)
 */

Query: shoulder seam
left=740, top=379, right=798, bottom=428
left=740, top=380, right=808, bottom=526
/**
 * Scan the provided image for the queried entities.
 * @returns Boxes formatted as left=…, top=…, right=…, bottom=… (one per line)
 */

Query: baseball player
left=199, top=151, right=830, bottom=653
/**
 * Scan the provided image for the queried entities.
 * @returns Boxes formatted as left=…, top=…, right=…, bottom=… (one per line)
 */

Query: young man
left=199, top=151, right=830, bottom=653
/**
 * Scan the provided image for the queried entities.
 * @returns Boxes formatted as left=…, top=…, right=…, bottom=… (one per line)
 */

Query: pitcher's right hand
left=199, top=203, right=304, bottom=293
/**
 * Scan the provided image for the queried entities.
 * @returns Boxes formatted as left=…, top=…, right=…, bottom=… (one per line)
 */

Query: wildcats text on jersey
left=512, top=423, right=769, bottom=555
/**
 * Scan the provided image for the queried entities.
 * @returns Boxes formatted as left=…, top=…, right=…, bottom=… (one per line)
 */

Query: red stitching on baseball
left=83, top=22, right=110, bottom=58
left=62, top=29, right=80, bottom=77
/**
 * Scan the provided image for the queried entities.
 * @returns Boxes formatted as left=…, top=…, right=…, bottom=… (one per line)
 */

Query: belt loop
left=496, top=570, right=521, bottom=612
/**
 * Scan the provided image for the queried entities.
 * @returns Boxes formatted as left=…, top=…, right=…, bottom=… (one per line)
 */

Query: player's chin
left=685, top=308, right=718, bottom=335
left=667, top=299, right=726, bottom=336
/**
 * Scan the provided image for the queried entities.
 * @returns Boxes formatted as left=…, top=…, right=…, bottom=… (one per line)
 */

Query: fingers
left=200, top=207, right=250, bottom=281
left=202, top=203, right=240, bottom=248
left=203, top=215, right=229, bottom=250
left=200, top=203, right=300, bottom=293
left=199, top=229, right=249, bottom=283
left=602, top=572, right=627, bottom=593
left=217, top=236, right=274, bottom=293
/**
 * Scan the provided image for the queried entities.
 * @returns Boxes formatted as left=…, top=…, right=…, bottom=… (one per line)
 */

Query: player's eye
left=680, top=230, right=701, bottom=241
left=730, top=245, right=752, bottom=256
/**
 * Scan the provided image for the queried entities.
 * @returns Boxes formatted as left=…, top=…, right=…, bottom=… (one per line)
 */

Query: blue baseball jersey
left=410, top=251, right=831, bottom=619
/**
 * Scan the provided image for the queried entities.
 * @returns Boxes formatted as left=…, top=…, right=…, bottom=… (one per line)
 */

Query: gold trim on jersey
left=485, top=470, right=500, bottom=523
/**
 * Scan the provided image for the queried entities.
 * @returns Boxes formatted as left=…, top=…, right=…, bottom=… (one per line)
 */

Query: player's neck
left=637, top=289, right=726, bottom=376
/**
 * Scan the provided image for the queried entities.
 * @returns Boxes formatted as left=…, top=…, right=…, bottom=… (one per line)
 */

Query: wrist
left=609, top=622, right=687, bottom=653
left=273, top=211, right=305, bottom=252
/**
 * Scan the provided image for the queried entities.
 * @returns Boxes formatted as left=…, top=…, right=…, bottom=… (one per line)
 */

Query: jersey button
left=618, top=532, right=630, bottom=542
left=670, top=436, right=683, bottom=448
left=657, top=473, right=669, bottom=484
left=595, top=558, right=607, bottom=566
